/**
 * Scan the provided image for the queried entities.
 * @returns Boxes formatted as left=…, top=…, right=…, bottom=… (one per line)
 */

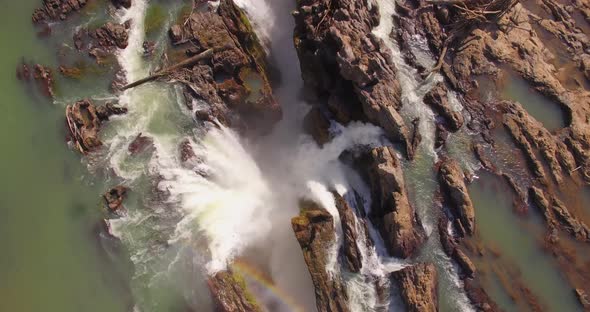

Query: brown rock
left=91, top=22, right=129, bottom=50
left=423, top=83, right=464, bottom=131
left=128, top=133, right=154, bottom=156
left=293, top=0, right=412, bottom=158
left=365, top=146, right=425, bottom=258
left=332, top=192, right=363, bottom=273
left=207, top=270, right=262, bottom=312
left=303, top=107, right=331, bottom=146
left=292, top=202, right=350, bottom=312
left=170, top=0, right=281, bottom=134
left=96, top=102, right=128, bottom=121
left=65, top=99, right=105, bottom=154
left=32, top=0, right=88, bottom=24
left=33, top=64, right=54, bottom=98
left=453, top=248, right=476, bottom=278
left=103, top=186, right=128, bottom=211
left=438, top=159, right=476, bottom=236
left=392, top=263, right=438, bottom=312
left=529, top=187, right=590, bottom=242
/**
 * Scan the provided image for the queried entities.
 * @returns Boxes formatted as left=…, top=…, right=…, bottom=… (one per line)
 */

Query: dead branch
left=122, top=45, right=230, bottom=90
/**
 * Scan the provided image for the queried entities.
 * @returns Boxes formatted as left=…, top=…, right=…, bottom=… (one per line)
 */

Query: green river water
left=0, top=1, right=129, bottom=311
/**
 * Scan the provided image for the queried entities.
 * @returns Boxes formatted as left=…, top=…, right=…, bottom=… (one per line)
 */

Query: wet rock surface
left=392, top=263, right=438, bottom=312
left=65, top=99, right=127, bottom=154
left=332, top=192, right=363, bottom=273
left=363, top=146, right=425, bottom=258
left=103, top=186, right=128, bottom=212
left=291, top=201, right=350, bottom=312
left=32, top=0, right=88, bottom=24
left=438, top=158, right=476, bottom=236
left=207, top=270, right=262, bottom=312
left=293, top=0, right=413, bottom=157
left=18, top=63, right=55, bottom=98
left=169, top=0, right=281, bottom=134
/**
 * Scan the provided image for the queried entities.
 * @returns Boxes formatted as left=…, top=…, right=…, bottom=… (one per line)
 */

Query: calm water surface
left=0, top=1, right=129, bottom=311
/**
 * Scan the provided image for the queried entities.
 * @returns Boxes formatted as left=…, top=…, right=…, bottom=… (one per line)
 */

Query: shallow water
left=468, top=172, right=580, bottom=312
left=0, top=1, right=130, bottom=311
left=500, top=73, right=567, bottom=131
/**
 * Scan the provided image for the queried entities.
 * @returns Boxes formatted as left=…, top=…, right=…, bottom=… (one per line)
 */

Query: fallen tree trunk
left=122, top=45, right=229, bottom=90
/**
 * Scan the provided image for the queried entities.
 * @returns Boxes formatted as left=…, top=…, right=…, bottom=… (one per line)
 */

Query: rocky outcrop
left=364, top=146, right=425, bottom=258
left=91, top=22, right=129, bottom=50
left=423, top=83, right=464, bottom=131
left=292, top=201, right=350, bottom=312
left=453, top=248, right=476, bottom=278
left=103, top=186, right=128, bottom=212
left=332, top=192, right=362, bottom=273
left=529, top=187, right=590, bottom=243
left=392, top=263, right=438, bottom=312
left=293, top=0, right=413, bottom=157
left=32, top=0, right=88, bottom=24
left=438, top=159, right=475, bottom=236
left=169, top=0, right=281, bottom=134
left=501, top=101, right=576, bottom=185
left=207, top=270, right=261, bottom=312
left=65, top=99, right=127, bottom=154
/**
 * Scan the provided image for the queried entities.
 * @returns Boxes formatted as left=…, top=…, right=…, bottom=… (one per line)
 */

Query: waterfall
left=87, top=0, right=476, bottom=310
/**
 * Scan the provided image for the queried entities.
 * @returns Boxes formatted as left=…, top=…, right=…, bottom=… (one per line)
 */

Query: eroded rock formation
left=65, top=99, right=127, bottom=154
left=392, top=263, right=438, bottom=312
left=438, top=159, right=475, bottom=236
left=168, top=0, right=281, bottom=134
left=364, top=146, right=425, bottom=258
left=292, top=201, right=350, bottom=312
left=208, top=270, right=262, bottom=312
left=293, top=0, right=415, bottom=157
left=32, top=0, right=88, bottom=24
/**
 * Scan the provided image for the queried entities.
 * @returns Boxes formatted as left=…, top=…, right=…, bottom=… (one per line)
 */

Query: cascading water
left=372, top=0, right=476, bottom=311
left=81, top=0, right=479, bottom=310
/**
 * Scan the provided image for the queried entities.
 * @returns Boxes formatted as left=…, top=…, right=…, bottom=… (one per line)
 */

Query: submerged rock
left=392, top=263, right=438, bottom=312
left=207, top=270, right=262, bottom=312
left=128, top=133, right=154, bottom=156
left=364, top=146, right=425, bottom=258
left=33, top=64, right=55, bottom=98
left=292, top=201, right=350, bottom=312
left=529, top=187, right=590, bottom=242
left=32, top=0, right=88, bottom=24
left=438, top=159, right=476, bottom=236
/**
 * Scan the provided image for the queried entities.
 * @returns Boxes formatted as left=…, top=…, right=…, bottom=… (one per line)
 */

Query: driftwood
left=122, top=45, right=230, bottom=90
left=424, top=0, right=519, bottom=74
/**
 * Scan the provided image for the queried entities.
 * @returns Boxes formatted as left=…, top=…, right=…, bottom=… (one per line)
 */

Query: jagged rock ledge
left=168, top=0, right=281, bottom=134
left=293, top=0, right=416, bottom=159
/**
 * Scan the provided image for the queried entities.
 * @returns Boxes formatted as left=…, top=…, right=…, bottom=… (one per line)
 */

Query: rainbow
left=230, top=259, right=307, bottom=312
